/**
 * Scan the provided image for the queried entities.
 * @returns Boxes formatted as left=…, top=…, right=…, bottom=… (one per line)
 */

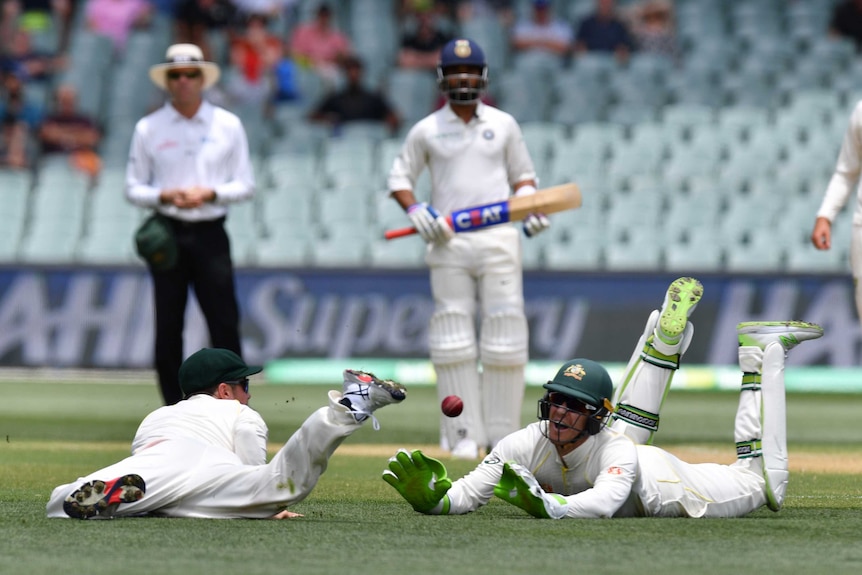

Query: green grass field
left=2, top=379, right=862, bottom=575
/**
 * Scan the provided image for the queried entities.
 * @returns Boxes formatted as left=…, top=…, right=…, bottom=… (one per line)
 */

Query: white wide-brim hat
left=149, top=43, right=221, bottom=90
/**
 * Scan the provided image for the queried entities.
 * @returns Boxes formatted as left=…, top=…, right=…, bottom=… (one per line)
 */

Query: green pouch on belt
left=134, top=212, right=177, bottom=272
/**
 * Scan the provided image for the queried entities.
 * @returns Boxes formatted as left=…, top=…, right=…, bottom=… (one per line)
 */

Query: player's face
left=441, top=64, right=485, bottom=104
left=443, top=64, right=483, bottom=89
left=166, top=67, right=204, bottom=104
left=545, top=392, right=590, bottom=448
left=226, top=378, right=251, bottom=405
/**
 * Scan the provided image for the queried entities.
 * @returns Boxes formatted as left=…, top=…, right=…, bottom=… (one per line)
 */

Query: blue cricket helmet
left=438, top=38, right=487, bottom=69
left=437, top=38, right=488, bottom=104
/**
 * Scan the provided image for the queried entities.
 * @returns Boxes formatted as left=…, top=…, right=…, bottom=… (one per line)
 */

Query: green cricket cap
left=178, top=348, right=262, bottom=396
left=543, top=358, right=613, bottom=407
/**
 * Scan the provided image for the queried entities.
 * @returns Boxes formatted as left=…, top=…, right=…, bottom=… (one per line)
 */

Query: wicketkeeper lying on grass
left=47, top=349, right=406, bottom=519
left=384, top=277, right=824, bottom=518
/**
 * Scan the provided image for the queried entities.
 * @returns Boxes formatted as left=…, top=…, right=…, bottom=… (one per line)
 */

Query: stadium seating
left=2, top=0, right=853, bottom=274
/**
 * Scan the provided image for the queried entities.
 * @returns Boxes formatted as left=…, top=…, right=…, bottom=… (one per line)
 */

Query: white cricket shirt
left=443, top=422, right=641, bottom=518
left=125, top=100, right=255, bottom=221
left=818, top=99, right=862, bottom=226
left=388, top=101, right=537, bottom=215
left=131, top=394, right=269, bottom=466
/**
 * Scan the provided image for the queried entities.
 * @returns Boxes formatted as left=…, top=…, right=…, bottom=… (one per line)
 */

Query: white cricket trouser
left=425, top=225, right=527, bottom=451
left=609, top=315, right=784, bottom=518
left=850, top=224, right=862, bottom=330
left=47, top=397, right=361, bottom=519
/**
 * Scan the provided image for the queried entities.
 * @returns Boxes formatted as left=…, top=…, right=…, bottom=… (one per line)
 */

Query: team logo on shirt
left=157, top=139, right=180, bottom=151
left=606, top=466, right=623, bottom=475
left=482, top=129, right=494, bottom=140
left=562, top=364, right=587, bottom=381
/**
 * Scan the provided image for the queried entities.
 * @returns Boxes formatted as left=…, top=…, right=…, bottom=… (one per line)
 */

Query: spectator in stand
left=510, top=0, right=573, bottom=67
left=2, top=0, right=74, bottom=52
left=829, top=0, right=862, bottom=52
left=397, top=3, right=452, bottom=72
left=224, top=13, right=282, bottom=106
left=288, top=3, right=352, bottom=87
left=307, top=55, right=400, bottom=136
left=85, top=0, right=153, bottom=55
left=0, top=112, right=29, bottom=168
left=231, top=0, right=296, bottom=19
left=37, top=84, right=102, bottom=176
left=574, top=0, right=635, bottom=63
left=455, top=0, right=514, bottom=27
left=627, top=0, right=678, bottom=63
left=173, top=0, right=238, bottom=62
left=0, top=70, right=42, bottom=168
left=0, top=28, right=65, bottom=83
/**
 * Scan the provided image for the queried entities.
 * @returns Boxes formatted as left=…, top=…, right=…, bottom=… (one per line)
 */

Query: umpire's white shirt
left=132, top=395, right=269, bottom=466
left=388, top=101, right=537, bottom=215
left=125, top=100, right=255, bottom=221
left=818, top=99, right=862, bottom=226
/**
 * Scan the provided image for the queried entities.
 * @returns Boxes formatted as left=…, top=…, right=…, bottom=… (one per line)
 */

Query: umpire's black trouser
left=150, top=216, right=242, bottom=405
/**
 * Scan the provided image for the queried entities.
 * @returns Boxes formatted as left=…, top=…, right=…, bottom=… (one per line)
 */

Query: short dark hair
left=185, top=383, right=219, bottom=399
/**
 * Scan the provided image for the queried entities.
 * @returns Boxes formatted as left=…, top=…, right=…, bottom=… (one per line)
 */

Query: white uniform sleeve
left=387, top=124, right=427, bottom=194
left=560, top=444, right=638, bottom=518
left=505, top=118, right=538, bottom=187
left=234, top=407, right=269, bottom=466
left=817, top=100, right=862, bottom=224
left=442, top=428, right=536, bottom=514
left=212, top=115, right=255, bottom=204
left=125, top=119, right=161, bottom=207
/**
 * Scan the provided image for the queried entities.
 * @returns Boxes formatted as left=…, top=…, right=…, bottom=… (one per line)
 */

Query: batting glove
left=522, top=212, right=550, bottom=237
left=494, top=461, right=567, bottom=519
left=514, top=185, right=550, bottom=238
left=407, top=203, right=454, bottom=244
left=383, top=449, right=452, bottom=514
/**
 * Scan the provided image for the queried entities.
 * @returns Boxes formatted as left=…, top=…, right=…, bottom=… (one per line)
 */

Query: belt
left=164, top=216, right=226, bottom=229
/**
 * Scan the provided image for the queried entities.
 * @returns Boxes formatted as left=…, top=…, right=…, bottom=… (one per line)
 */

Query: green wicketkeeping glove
left=382, top=449, right=452, bottom=514
left=494, top=461, right=568, bottom=519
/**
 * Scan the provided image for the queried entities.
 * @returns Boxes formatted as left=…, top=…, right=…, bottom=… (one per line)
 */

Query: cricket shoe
left=63, top=474, right=146, bottom=519
left=340, top=369, right=407, bottom=429
left=737, top=321, right=824, bottom=352
left=656, top=277, right=703, bottom=346
left=451, top=438, right=479, bottom=460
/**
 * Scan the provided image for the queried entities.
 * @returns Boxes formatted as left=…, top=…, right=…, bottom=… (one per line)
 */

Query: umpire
left=126, top=43, right=255, bottom=405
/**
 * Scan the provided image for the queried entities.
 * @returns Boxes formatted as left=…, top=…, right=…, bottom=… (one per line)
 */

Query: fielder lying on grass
left=47, top=348, right=406, bottom=519
left=384, top=276, right=824, bottom=518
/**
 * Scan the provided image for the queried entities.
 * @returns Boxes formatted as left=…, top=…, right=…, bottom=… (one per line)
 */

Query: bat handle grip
left=384, top=226, right=418, bottom=240
left=384, top=215, right=454, bottom=241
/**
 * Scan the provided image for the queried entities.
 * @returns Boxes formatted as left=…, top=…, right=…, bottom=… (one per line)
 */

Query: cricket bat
left=384, top=183, right=582, bottom=240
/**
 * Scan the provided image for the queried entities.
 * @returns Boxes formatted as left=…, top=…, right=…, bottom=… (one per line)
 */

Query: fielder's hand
left=407, top=203, right=455, bottom=244
left=494, top=461, right=567, bottom=519
left=522, top=212, right=550, bottom=237
left=382, top=449, right=452, bottom=514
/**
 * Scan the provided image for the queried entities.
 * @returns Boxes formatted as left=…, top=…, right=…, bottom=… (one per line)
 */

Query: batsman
left=383, top=277, right=824, bottom=518
left=388, top=38, right=550, bottom=459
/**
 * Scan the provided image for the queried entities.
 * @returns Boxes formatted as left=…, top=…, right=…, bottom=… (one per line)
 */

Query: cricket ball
left=441, top=395, right=463, bottom=417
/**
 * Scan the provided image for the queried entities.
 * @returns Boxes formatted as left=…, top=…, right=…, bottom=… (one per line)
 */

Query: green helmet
left=540, top=358, right=614, bottom=435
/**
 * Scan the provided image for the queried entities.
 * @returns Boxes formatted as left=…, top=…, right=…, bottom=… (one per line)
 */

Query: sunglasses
left=547, top=391, right=594, bottom=415
left=225, top=378, right=250, bottom=394
left=167, top=70, right=202, bottom=80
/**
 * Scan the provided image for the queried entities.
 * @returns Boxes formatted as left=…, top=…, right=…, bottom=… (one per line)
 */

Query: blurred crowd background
left=0, top=0, right=859, bottom=273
